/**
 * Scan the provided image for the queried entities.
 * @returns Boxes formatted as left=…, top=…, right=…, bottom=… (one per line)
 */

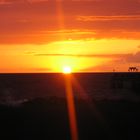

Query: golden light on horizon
left=0, top=38, right=140, bottom=73
left=63, top=66, right=72, bottom=74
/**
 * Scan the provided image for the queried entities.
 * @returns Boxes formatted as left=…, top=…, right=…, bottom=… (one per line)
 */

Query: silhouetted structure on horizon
left=128, top=67, right=138, bottom=72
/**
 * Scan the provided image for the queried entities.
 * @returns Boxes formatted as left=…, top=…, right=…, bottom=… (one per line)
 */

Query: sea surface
left=0, top=73, right=140, bottom=105
left=0, top=73, right=140, bottom=140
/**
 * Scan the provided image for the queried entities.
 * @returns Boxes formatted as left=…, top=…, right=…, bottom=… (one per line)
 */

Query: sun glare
left=63, top=66, right=72, bottom=74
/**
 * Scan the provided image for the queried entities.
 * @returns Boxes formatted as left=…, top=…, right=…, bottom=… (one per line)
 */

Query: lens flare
left=64, top=74, right=79, bottom=140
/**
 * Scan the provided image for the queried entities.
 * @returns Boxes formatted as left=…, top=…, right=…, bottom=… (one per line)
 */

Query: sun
left=63, top=66, right=72, bottom=74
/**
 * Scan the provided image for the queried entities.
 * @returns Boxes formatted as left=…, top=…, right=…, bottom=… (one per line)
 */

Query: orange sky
left=0, top=0, right=140, bottom=72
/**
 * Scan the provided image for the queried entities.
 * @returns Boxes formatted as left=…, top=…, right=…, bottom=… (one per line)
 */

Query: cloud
left=0, top=0, right=140, bottom=44
left=80, top=57, right=136, bottom=72
left=34, top=53, right=131, bottom=58
left=77, top=15, right=140, bottom=21
left=81, top=64, right=116, bottom=72
left=126, top=51, right=140, bottom=62
left=0, top=0, right=12, bottom=5
left=0, top=67, right=51, bottom=72
left=34, top=51, right=140, bottom=67
left=27, top=0, right=48, bottom=3
left=0, top=0, right=48, bottom=5
left=29, top=67, right=52, bottom=72
left=0, top=29, right=140, bottom=44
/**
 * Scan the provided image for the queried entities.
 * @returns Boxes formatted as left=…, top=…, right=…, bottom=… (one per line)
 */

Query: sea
left=0, top=72, right=140, bottom=105
left=0, top=73, right=140, bottom=140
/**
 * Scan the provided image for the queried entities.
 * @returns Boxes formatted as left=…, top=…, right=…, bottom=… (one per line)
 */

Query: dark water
left=0, top=73, right=140, bottom=104
left=0, top=73, right=140, bottom=140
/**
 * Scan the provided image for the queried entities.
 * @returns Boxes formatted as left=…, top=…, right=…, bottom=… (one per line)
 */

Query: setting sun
left=63, top=66, right=72, bottom=74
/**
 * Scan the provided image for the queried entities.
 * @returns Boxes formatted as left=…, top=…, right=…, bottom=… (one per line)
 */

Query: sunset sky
left=0, top=0, right=140, bottom=72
